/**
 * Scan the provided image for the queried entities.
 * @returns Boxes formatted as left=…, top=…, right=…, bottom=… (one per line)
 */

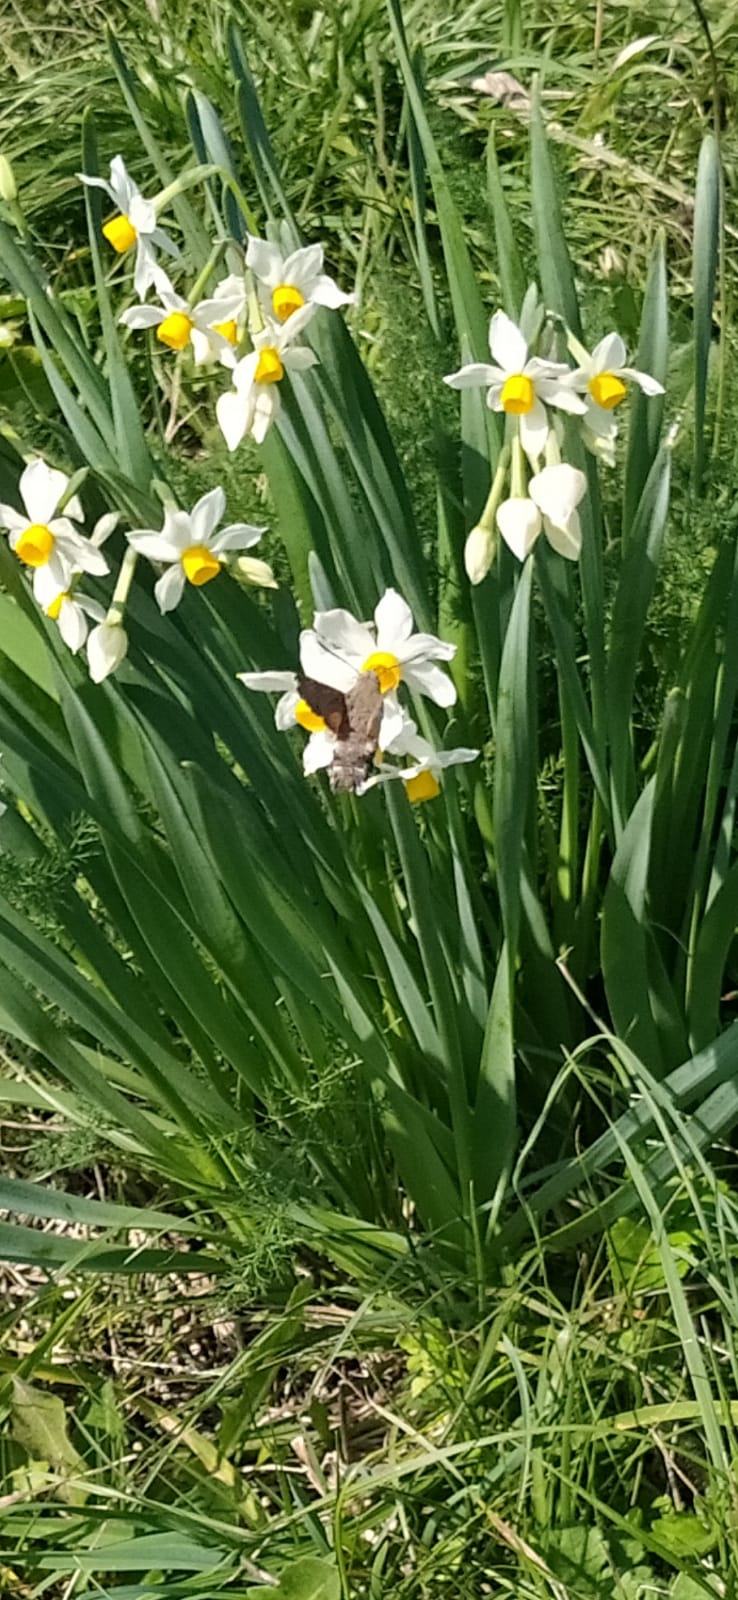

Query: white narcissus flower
left=216, top=308, right=318, bottom=449
left=237, top=668, right=339, bottom=777
left=78, top=156, right=180, bottom=297
left=126, top=487, right=267, bottom=613
left=300, top=588, right=457, bottom=750
left=87, top=621, right=128, bottom=683
left=119, top=271, right=244, bottom=364
left=528, top=463, right=587, bottom=560
left=569, top=330, right=665, bottom=414
left=444, top=310, right=587, bottom=464
left=246, top=236, right=354, bottom=324
left=0, top=459, right=109, bottom=599
left=33, top=564, right=105, bottom=653
left=359, top=720, right=479, bottom=803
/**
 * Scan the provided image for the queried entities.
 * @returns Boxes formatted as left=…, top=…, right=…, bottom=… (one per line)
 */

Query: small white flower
left=359, top=720, right=479, bottom=802
left=464, top=524, right=495, bottom=586
left=78, top=155, right=180, bottom=298
left=528, top=462, right=587, bottom=561
left=33, top=565, right=105, bottom=652
left=237, top=668, right=337, bottom=776
left=444, top=310, right=586, bottom=464
left=496, top=496, right=542, bottom=563
left=246, top=235, right=354, bottom=324
left=119, top=270, right=244, bottom=364
left=300, top=588, right=456, bottom=750
left=126, top=487, right=266, bottom=613
left=0, top=459, right=109, bottom=599
left=216, top=309, right=318, bottom=449
left=87, top=621, right=128, bottom=683
left=568, top=330, right=664, bottom=424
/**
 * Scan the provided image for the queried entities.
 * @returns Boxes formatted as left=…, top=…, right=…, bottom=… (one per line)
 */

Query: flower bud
left=464, top=524, right=495, bottom=585
left=0, top=156, right=17, bottom=203
left=87, top=621, right=128, bottom=683
left=234, top=555, right=278, bottom=589
left=496, top=496, right=542, bottom=563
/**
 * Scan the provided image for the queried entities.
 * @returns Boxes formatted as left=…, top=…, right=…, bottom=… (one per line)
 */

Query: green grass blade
left=693, top=133, right=721, bottom=488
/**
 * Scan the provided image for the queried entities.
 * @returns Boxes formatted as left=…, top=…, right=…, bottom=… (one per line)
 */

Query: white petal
left=582, top=399, right=619, bottom=438
left=434, top=746, right=479, bottom=769
left=210, top=522, right=265, bottom=554
left=92, top=511, right=120, bottom=544
left=312, top=607, right=375, bottom=666
left=119, top=305, right=164, bottom=330
left=402, top=660, right=457, bottom=707
left=277, top=302, right=317, bottom=344
left=283, top=243, right=324, bottom=291
left=282, top=347, right=319, bottom=371
left=275, top=689, right=300, bottom=729
left=190, top=486, right=226, bottom=546
left=591, top=331, right=627, bottom=374
left=0, top=503, right=26, bottom=533
left=190, top=328, right=216, bottom=367
left=311, top=274, right=354, bottom=308
left=544, top=509, right=582, bottom=561
left=519, top=398, right=550, bottom=464
left=443, top=363, right=499, bottom=391
left=154, top=563, right=187, bottom=613
left=528, top=463, right=587, bottom=523
left=489, top=309, right=527, bottom=373
left=56, top=535, right=109, bottom=577
left=537, top=379, right=588, bottom=415
left=299, top=630, right=358, bottom=693
left=251, top=385, right=279, bottom=444
left=620, top=367, right=665, bottom=396
left=303, top=729, right=336, bottom=775
left=77, top=173, right=114, bottom=199
left=378, top=692, right=406, bottom=750
left=108, top=156, right=135, bottom=210
left=159, top=511, right=193, bottom=553
left=246, top=237, right=284, bottom=286
left=496, top=496, right=542, bottom=562
left=216, top=388, right=250, bottom=453
left=126, top=529, right=182, bottom=562
left=75, top=595, right=106, bottom=622
left=33, top=563, right=65, bottom=609
left=41, top=549, right=74, bottom=593
left=128, top=194, right=156, bottom=235
left=400, top=632, right=456, bottom=665
left=236, top=557, right=277, bottom=588
left=58, top=599, right=88, bottom=653
left=374, top=588, right=414, bottom=652
left=20, top=459, right=69, bottom=524
left=87, top=622, right=128, bottom=683
left=238, top=670, right=298, bottom=695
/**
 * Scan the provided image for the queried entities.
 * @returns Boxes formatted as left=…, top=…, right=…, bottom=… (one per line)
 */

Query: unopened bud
left=235, top=555, right=278, bottom=589
left=464, top=524, right=495, bottom=585
left=87, top=621, right=128, bottom=683
left=0, top=156, right=17, bottom=203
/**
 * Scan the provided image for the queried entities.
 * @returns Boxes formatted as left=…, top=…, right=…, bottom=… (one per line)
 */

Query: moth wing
left=297, top=675, right=349, bottom=737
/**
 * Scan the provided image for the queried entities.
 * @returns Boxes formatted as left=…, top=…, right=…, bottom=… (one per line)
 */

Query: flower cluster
left=444, top=302, right=663, bottom=583
left=240, top=588, right=478, bottom=802
left=95, top=155, right=354, bottom=450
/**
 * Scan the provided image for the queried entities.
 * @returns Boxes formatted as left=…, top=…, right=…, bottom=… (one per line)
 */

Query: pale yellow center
left=45, top=591, right=67, bottom=620
left=588, top=371, right=627, bottom=410
left=272, top=283, right=305, bottom=323
left=181, top=545, right=221, bottom=586
left=295, top=699, right=326, bottom=733
left=500, top=373, right=535, bottom=414
left=156, top=312, right=194, bottom=351
left=361, top=651, right=401, bottom=694
left=212, top=318, right=238, bottom=345
left=15, top=523, right=55, bottom=567
left=102, top=213, right=137, bottom=253
left=254, top=346, right=284, bottom=384
left=405, top=771, right=441, bottom=804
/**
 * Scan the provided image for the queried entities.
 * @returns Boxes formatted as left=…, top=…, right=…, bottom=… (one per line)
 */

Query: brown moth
left=298, top=670, right=383, bottom=792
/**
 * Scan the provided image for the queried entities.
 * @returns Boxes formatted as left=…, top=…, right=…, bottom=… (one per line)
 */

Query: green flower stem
left=106, top=546, right=137, bottom=626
